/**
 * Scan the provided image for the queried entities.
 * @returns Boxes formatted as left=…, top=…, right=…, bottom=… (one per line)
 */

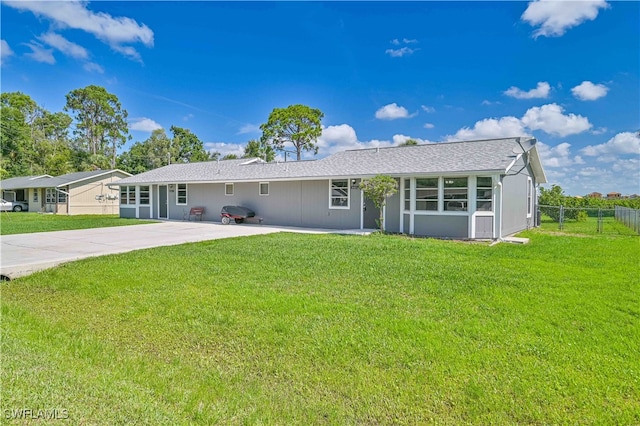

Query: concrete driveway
left=1, top=221, right=366, bottom=280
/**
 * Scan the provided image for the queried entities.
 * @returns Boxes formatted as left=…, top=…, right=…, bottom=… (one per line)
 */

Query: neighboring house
left=587, top=192, right=603, bottom=198
left=112, top=137, right=546, bottom=239
left=0, top=170, right=132, bottom=214
left=606, top=192, right=622, bottom=200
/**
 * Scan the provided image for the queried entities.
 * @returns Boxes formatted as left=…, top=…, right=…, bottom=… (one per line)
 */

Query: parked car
left=0, top=199, right=29, bottom=212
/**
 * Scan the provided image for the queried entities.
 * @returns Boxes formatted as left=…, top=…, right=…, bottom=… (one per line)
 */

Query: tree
left=64, top=85, right=130, bottom=169
left=260, top=104, right=324, bottom=161
left=222, top=153, right=238, bottom=160
left=401, top=138, right=418, bottom=146
left=243, top=139, right=275, bottom=162
left=0, top=92, right=41, bottom=176
left=169, top=125, right=209, bottom=163
left=359, top=175, right=399, bottom=232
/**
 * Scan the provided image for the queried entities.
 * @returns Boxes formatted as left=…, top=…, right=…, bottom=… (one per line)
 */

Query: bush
left=576, top=210, right=588, bottom=222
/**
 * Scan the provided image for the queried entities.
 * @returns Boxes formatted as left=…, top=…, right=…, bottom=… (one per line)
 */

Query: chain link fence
left=615, top=206, right=640, bottom=234
left=539, top=205, right=618, bottom=234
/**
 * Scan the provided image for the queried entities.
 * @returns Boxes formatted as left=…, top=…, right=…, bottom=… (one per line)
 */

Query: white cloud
left=24, top=42, right=55, bottom=64
left=385, top=47, right=417, bottom=57
left=421, top=105, right=435, bottom=113
left=129, top=118, right=162, bottom=132
left=317, top=124, right=431, bottom=155
left=238, top=124, right=260, bottom=135
left=521, top=103, right=591, bottom=137
left=481, top=100, right=501, bottom=106
left=521, top=0, right=609, bottom=38
left=591, top=127, right=607, bottom=135
left=403, top=38, right=418, bottom=44
left=581, top=132, right=640, bottom=157
left=83, top=62, right=104, bottom=73
left=375, top=103, right=416, bottom=120
left=4, top=0, right=153, bottom=61
left=504, top=81, right=550, bottom=99
left=423, top=123, right=435, bottom=129
left=537, top=142, right=575, bottom=168
left=38, top=32, right=88, bottom=59
left=390, top=39, right=400, bottom=45
left=1, top=40, right=14, bottom=65
left=573, top=155, right=585, bottom=165
left=447, top=116, right=529, bottom=141
left=204, top=142, right=245, bottom=158
left=571, top=81, right=609, bottom=101
left=612, top=158, right=639, bottom=174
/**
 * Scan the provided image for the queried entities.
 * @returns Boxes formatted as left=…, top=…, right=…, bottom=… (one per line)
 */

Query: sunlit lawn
left=0, top=213, right=156, bottom=235
left=1, top=226, right=638, bottom=423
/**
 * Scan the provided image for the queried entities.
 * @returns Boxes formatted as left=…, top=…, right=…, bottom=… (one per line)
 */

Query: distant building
left=587, top=192, right=603, bottom=198
left=606, top=192, right=622, bottom=200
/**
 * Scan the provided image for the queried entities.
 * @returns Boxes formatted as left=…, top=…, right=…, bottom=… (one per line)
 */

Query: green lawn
left=1, top=228, right=638, bottom=424
left=0, top=213, right=156, bottom=235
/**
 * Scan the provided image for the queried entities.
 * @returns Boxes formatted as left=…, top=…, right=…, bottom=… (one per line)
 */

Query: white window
left=140, top=186, right=150, bottom=205
left=33, top=189, right=38, bottom=203
left=527, top=177, right=533, bottom=217
left=176, top=184, right=187, bottom=205
left=45, top=188, right=56, bottom=203
left=58, top=191, right=67, bottom=203
left=415, top=178, right=438, bottom=211
left=403, top=178, right=411, bottom=211
left=330, top=179, right=349, bottom=209
left=259, top=182, right=269, bottom=196
left=476, top=177, right=493, bottom=212
left=225, top=183, right=234, bottom=196
left=443, top=177, right=468, bottom=211
left=120, top=186, right=136, bottom=205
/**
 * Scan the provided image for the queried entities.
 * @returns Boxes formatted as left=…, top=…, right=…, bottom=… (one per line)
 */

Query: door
left=363, top=196, right=379, bottom=229
left=159, top=185, right=168, bottom=219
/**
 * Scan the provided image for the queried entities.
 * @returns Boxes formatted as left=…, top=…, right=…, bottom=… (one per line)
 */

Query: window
left=443, top=177, right=468, bottom=211
left=476, top=177, right=493, bottom=212
left=404, top=178, right=411, bottom=211
left=33, top=189, right=38, bottom=203
left=176, top=184, right=187, bottom=205
left=527, top=177, right=533, bottom=217
left=330, top=179, right=349, bottom=208
left=120, top=186, right=135, bottom=205
left=415, top=178, right=438, bottom=211
left=259, top=182, right=269, bottom=196
left=225, top=183, right=234, bottom=196
left=140, top=186, right=150, bottom=205
left=58, top=191, right=67, bottom=203
left=45, top=188, right=56, bottom=203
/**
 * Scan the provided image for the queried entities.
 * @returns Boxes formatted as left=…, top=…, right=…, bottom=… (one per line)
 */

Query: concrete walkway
left=0, top=221, right=374, bottom=279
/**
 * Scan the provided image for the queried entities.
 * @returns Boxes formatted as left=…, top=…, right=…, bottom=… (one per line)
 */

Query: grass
left=1, top=227, right=638, bottom=424
left=0, top=213, right=156, bottom=235
left=539, top=214, right=638, bottom=237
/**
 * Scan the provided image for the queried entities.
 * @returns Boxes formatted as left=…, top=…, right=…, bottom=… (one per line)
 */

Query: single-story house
left=0, top=169, right=131, bottom=214
left=111, top=137, right=546, bottom=239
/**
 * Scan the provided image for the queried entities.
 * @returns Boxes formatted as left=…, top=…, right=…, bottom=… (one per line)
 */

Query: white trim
left=329, top=178, right=350, bottom=209
left=360, top=189, right=364, bottom=230
left=259, top=182, right=269, bottom=196
left=409, top=178, right=415, bottom=235
left=225, top=183, right=234, bottom=196
left=399, top=178, right=404, bottom=232
left=176, top=183, right=188, bottom=205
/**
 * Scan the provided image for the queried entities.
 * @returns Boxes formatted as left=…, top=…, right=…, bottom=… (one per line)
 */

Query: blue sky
left=1, top=1, right=638, bottom=195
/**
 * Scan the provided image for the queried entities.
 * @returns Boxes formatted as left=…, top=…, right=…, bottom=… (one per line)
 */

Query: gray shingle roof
left=114, top=137, right=546, bottom=185
left=0, top=170, right=130, bottom=190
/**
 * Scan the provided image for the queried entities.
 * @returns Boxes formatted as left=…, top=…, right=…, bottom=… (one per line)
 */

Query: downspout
left=497, top=179, right=503, bottom=240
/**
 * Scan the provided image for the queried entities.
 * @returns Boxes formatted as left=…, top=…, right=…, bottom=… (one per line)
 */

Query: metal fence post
left=559, top=205, right=564, bottom=230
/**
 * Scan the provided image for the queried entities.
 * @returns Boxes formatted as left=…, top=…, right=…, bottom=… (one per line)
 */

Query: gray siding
left=167, top=180, right=361, bottom=229
left=139, top=206, right=151, bottom=219
left=403, top=214, right=410, bottom=234
left=475, top=216, right=493, bottom=239
left=414, top=215, right=468, bottom=238
left=120, top=207, right=136, bottom=218
left=501, top=157, right=534, bottom=236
